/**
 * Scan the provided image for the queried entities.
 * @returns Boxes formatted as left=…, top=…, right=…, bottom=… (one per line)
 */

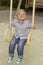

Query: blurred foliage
left=0, top=0, right=26, bottom=9
left=0, top=0, right=10, bottom=6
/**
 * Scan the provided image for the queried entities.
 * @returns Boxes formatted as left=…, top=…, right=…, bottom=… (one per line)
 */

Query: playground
left=0, top=10, right=43, bottom=65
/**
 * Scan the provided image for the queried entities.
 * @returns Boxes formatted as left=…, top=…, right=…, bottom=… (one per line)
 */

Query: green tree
left=0, top=0, right=10, bottom=6
left=0, top=0, right=26, bottom=9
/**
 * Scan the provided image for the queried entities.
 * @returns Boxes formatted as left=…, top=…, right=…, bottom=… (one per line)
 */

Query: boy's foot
left=8, top=56, right=13, bottom=63
left=16, top=57, right=22, bottom=64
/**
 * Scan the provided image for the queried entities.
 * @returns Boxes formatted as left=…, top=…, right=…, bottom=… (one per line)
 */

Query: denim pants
left=9, top=36, right=27, bottom=57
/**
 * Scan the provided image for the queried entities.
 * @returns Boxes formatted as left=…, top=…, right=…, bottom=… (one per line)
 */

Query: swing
left=4, top=0, right=22, bottom=42
left=4, top=0, right=36, bottom=46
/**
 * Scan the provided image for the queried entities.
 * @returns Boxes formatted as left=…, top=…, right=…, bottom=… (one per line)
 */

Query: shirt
left=11, top=19, right=32, bottom=39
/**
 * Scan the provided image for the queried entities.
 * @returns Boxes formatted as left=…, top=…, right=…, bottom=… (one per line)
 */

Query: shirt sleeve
left=11, top=19, right=17, bottom=27
left=26, top=20, right=32, bottom=29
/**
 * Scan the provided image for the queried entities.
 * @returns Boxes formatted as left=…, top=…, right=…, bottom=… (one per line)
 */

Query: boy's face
left=17, top=10, right=26, bottom=21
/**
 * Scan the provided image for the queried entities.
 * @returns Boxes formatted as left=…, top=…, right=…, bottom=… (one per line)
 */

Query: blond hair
left=15, top=9, right=26, bottom=19
left=17, top=9, right=26, bottom=16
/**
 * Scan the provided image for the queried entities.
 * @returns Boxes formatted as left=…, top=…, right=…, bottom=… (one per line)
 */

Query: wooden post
left=26, top=0, right=36, bottom=46
left=9, top=0, right=13, bottom=38
left=17, top=0, right=22, bottom=10
left=3, top=0, right=13, bottom=42
left=10, top=0, right=13, bottom=24
left=32, top=0, right=36, bottom=26
left=10, top=0, right=13, bottom=25
left=4, top=0, right=22, bottom=42
left=15, top=0, right=22, bottom=15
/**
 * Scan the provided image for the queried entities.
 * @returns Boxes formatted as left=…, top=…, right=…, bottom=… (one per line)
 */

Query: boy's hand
left=32, top=25, right=36, bottom=30
left=8, top=25, right=12, bottom=30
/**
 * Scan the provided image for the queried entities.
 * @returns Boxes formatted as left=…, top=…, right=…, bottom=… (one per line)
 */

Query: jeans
left=9, top=36, right=27, bottom=57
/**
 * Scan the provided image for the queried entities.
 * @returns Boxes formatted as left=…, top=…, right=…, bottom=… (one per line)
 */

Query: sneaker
left=16, top=57, right=22, bottom=64
left=8, top=56, right=13, bottom=63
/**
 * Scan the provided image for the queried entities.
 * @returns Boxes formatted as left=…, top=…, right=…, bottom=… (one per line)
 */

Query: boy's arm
left=27, top=20, right=35, bottom=29
left=8, top=19, right=16, bottom=29
left=11, top=20, right=16, bottom=27
left=10, top=19, right=18, bottom=27
left=26, top=21, right=32, bottom=29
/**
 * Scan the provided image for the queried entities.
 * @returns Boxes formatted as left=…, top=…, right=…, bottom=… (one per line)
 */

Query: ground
left=0, top=10, right=43, bottom=65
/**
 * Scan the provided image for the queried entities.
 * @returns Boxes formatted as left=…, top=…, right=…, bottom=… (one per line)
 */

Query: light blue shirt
left=11, top=19, right=32, bottom=39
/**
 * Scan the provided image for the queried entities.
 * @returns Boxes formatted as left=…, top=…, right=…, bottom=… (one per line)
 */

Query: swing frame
left=4, top=0, right=36, bottom=46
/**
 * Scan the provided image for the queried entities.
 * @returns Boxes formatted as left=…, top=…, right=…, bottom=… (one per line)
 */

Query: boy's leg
left=16, top=39, right=27, bottom=63
left=8, top=36, right=19, bottom=62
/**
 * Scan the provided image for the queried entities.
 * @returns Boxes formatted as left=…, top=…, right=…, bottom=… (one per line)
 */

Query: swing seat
left=5, top=29, right=32, bottom=46
left=5, top=36, right=32, bottom=46
left=5, top=27, right=33, bottom=46
left=26, top=29, right=33, bottom=46
left=5, top=37, right=12, bottom=42
left=4, top=0, right=35, bottom=47
left=26, top=36, right=31, bottom=46
left=4, top=27, right=13, bottom=42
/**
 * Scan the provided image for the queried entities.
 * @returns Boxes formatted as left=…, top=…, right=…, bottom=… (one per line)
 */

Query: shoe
left=16, top=57, right=22, bottom=64
left=8, top=56, right=13, bottom=63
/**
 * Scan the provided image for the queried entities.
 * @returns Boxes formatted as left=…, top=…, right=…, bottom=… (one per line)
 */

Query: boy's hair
left=15, top=9, right=26, bottom=19
left=17, top=9, right=26, bottom=16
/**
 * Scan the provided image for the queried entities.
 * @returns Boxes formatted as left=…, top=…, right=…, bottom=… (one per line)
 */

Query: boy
left=8, top=9, right=34, bottom=64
